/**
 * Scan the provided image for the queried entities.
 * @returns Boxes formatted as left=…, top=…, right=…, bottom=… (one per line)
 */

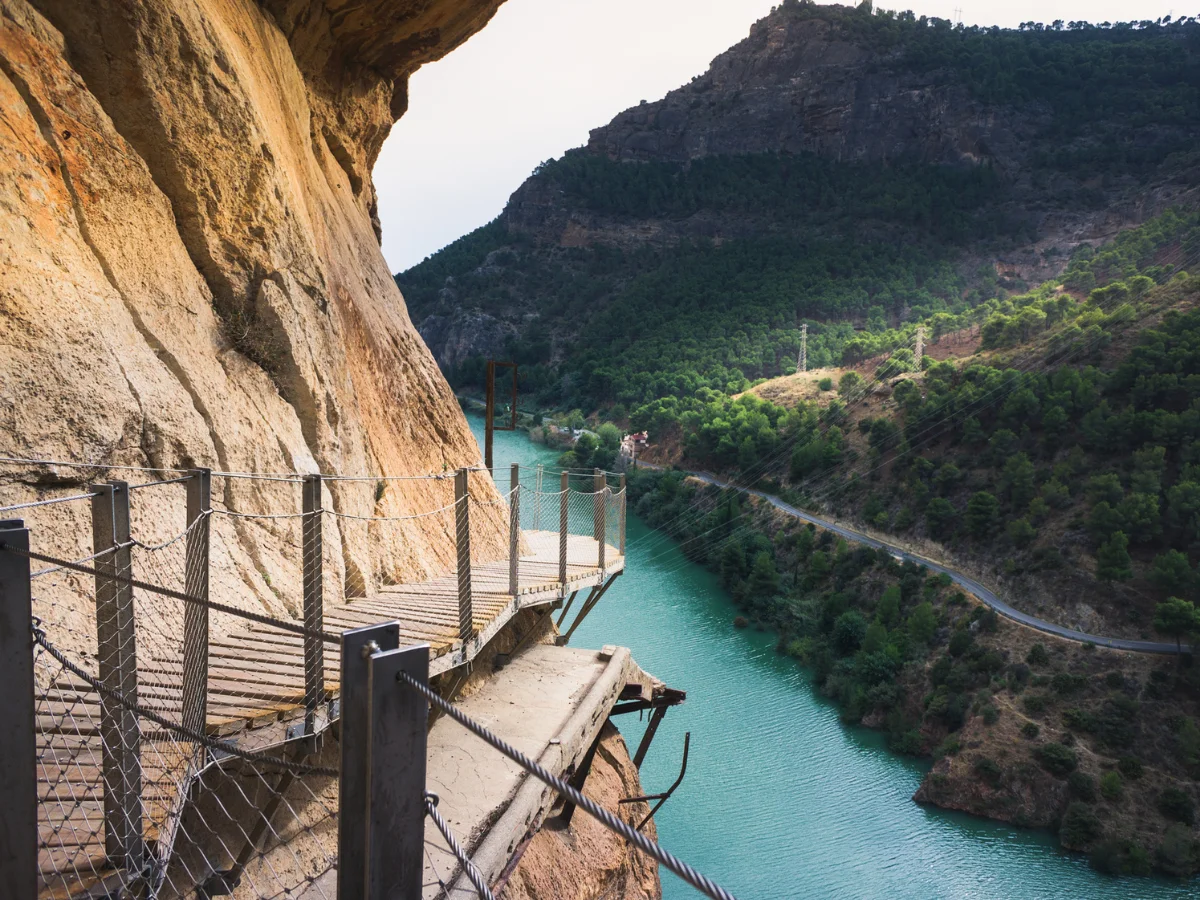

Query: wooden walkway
left=35, top=531, right=623, bottom=899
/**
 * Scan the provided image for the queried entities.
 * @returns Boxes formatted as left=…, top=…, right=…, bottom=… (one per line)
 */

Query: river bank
left=472, top=414, right=1198, bottom=897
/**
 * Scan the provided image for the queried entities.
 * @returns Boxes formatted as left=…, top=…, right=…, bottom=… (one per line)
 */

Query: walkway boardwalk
left=18, top=465, right=627, bottom=900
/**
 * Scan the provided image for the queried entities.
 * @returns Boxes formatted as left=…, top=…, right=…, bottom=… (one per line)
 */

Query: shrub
left=1100, top=771, right=1123, bottom=801
left=1158, top=787, right=1196, bottom=825
left=832, top=610, right=868, bottom=655
left=974, top=756, right=1003, bottom=787
left=1051, top=672, right=1087, bottom=695
left=1036, top=742, right=1078, bottom=776
left=1156, top=824, right=1200, bottom=877
left=948, top=629, right=973, bottom=657
left=1026, top=643, right=1050, bottom=666
left=889, top=729, right=922, bottom=755
left=1088, top=838, right=1151, bottom=876
left=981, top=705, right=1000, bottom=725
left=818, top=377, right=833, bottom=391
left=733, top=616, right=749, bottom=629
left=1062, top=708, right=1094, bottom=732
left=935, top=735, right=961, bottom=758
left=1023, top=693, right=1049, bottom=715
left=1117, top=756, right=1144, bottom=779
left=1068, top=772, right=1096, bottom=801
left=1060, top=803, right=1102, bottom=847
left=1021, top=721, right=1040, bottom=739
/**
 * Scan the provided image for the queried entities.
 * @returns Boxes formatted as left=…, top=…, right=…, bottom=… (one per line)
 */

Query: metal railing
left=0, top=459, right=631, bottom=899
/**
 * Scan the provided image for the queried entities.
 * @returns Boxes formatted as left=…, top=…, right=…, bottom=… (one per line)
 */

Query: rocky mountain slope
left=402, top=2, right=1200, bottom=412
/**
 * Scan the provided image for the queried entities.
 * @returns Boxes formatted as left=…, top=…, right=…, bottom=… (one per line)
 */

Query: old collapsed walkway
left=13, top=462, right=627, bottom=899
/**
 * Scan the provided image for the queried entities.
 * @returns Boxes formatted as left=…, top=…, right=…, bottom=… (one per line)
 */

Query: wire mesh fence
left=3, top=458, right=630, bottom=900
left=31, top=584, right=339, bottom=900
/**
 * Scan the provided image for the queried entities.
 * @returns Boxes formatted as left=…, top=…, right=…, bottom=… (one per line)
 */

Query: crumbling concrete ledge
left=422, top=644, right=665, bottom=897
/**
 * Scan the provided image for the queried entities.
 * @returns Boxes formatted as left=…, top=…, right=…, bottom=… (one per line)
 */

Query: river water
left=469, top=415, right=1194, bottom=899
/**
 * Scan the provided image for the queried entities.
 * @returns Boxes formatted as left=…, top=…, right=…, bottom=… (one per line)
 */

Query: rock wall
left=0, top=0, right=507, bottom=617
left=501, top=723, right=662, bottom=900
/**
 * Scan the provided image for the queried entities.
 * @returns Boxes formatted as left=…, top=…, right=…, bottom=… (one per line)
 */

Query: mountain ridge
left=400, top=2, right=1200, bottom=411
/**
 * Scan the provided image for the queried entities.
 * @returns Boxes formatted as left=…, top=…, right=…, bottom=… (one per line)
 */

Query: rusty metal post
left=182, top=468, right=211, bottom=741
left=484, top=360, right=496, bottom=475
left=90, top=482, right=144, bottom=870
left=558, top=471, right=568, bottom=586
left=594, top=468, right=605, bottom=570
left=509, top=463, right=520, bottom=597
left=301, top=474, right=324, bottom=736
left=455, top=469, right=473, bottom=644
left=619, top=473, right=627, bottom=556
left=0, top=519, right=35, bottom=898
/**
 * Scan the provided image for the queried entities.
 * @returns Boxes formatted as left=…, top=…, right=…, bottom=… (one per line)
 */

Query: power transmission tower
left=915, top=325, right=925, bottom=370
left=797, top=323, right=807, bottom=374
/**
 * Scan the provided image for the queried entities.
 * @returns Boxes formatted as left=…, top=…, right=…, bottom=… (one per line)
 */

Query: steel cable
left=424, top=794, right=495, bottom=900
left=1, top=543, right=341, bottom=644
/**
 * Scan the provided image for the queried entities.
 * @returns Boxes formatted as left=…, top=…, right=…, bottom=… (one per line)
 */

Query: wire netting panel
left=33, top=623, right=339, bottom=900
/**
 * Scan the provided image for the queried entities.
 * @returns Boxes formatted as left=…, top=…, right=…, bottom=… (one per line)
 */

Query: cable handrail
left=0, top=455, right=626, bottom=484
left=1, top=543, right=341, bottom=644
left=0, top=492, right=101, bottom=514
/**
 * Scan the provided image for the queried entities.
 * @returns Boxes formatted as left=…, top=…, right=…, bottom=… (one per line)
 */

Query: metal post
left=365, top=644, right=429, bottom=899
left=484, top=359, right=496, bottom=475
left=594, top=469, right=605, bottom=570
left=455, top=469, right=473, bottom=644
left=337, top=622, right=399, bottom=900
left=619, top=473, right=627, bottom=556
left=302, top=474, right=324, bottom=736
left=0, top=519, right=35, bottom=898
left=558, top=730, right=605, bottom=826
left=558, top=471, right=568, bottom=586
left=509, top=464, right=520, bottom=597
left=90, top=482, right=144, bottom=869
left=182, top=468, right=211, bottom=741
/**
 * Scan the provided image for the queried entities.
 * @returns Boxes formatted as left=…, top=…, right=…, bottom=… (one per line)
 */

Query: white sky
left=375, top=0, right=1186, bottom=273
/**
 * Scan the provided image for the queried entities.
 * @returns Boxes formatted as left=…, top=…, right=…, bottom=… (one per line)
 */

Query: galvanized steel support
left=619, top=473, right=627, bottom=556
left=455, top=469, right=474, bottom=644
left=594, top=469, right=605, bottom=570
left=558, top=471, right=568, bottom=586
left=0, top=519, right=36, bottom=899
left=182, top=468, right=211, bottom=741
left=509, top=463, right=520, bottom=597
left=301, top=474, right=324, bottom=736
left=90, top=481, right=145, bottom=869
left=337, top=625, right=429, bottom=900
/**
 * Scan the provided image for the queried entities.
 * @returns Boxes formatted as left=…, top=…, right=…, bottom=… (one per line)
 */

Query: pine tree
left=1096, top=531, right=1134, bottom=582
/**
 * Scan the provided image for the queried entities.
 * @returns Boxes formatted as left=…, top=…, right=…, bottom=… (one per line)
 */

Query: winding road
left=637, top=462, right=1187, bottom=655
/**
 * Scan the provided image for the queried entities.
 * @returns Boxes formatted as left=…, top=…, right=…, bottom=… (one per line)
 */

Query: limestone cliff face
left=0, top=0, right=506, bottom=610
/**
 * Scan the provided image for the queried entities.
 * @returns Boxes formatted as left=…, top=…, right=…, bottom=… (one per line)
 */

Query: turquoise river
left=469, top=415, right=1195, bottom=899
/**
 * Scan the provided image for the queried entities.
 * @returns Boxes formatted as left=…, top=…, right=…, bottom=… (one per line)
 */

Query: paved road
left=636, top=463, right=1186, bottom=655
